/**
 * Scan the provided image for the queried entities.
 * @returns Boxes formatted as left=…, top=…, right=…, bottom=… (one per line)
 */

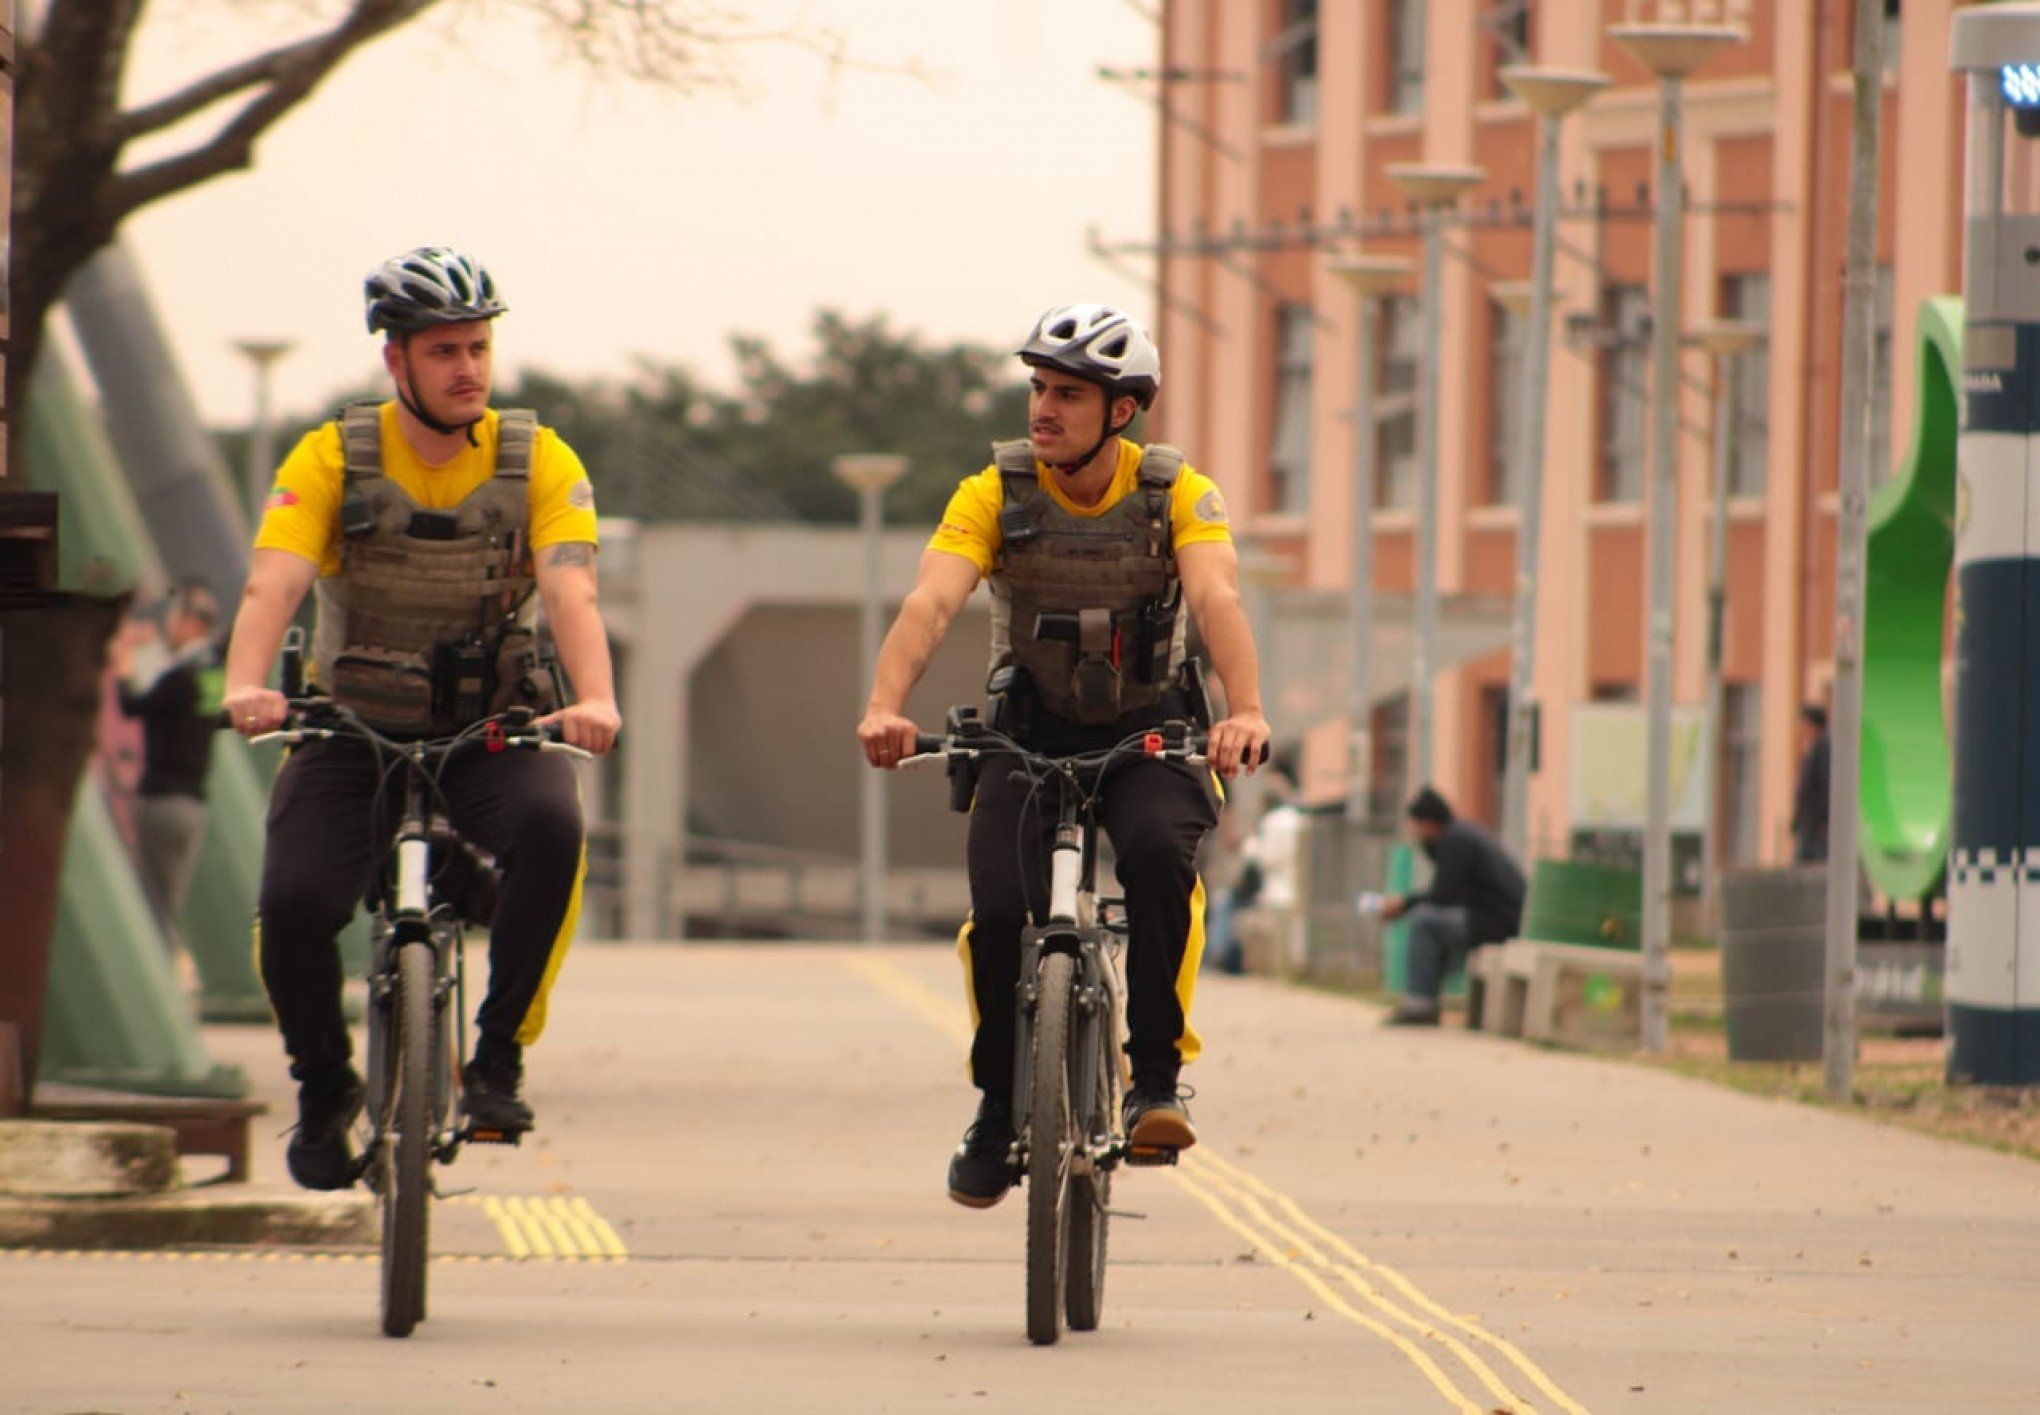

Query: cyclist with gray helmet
left=220, top=246, right=620, bottom=1190
left=857, top=303, right=1271, bottom=1207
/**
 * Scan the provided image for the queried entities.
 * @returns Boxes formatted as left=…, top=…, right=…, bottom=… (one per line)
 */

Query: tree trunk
left=0, top=592, right=127, bottom=1110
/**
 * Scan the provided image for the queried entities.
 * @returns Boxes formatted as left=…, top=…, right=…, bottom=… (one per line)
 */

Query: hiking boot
left=1382, top=1000, right=1442, bottom=1027
left=947, top=1096, right=1018, bottom=1208
left=286, top=1068, right=364, bottom=1191
left=1123, top=1082, right=1196, bottom=1152
left=461, top=1060, right=535, bottom=1134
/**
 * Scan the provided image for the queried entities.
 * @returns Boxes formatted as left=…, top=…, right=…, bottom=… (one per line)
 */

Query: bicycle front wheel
left=378, top=940, right=435, bottom=1338
left=1025, top=951, right=1076, bottom=1346
left=1064, top=990, right=1116, bottom=1333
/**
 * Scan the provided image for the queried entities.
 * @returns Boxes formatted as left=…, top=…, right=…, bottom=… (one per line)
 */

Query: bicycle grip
left=914, top=733, right=946, bottom=755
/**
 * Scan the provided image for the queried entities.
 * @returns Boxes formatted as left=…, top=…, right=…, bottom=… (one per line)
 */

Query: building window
left=1488, top=296, right=1527, bottom=508
left=1722, top=682, right=1762, bottom=864
left=1268, top=304, right=1314, bottom=514
left=1721, top=273, right=1770, bottom=497
left=1483, top=0, right=1533, bottom=98
left=1598, top=285, right=1650, bottom=503
left=1385, top=0, right=1426, bottom=116
left=1871, top=263, right=1896, bottom=487
left=1480, top=684, right=1510, bottom=828
left=1271, top=0, right=1319, bottom=126
left=1372, top=696, right=1409, bottom=821
left=1376, top=295, right=1419, bottom=510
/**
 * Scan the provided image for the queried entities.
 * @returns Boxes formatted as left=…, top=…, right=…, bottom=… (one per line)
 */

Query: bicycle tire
left=1024, top=951, right=1076, bottom=1347
left=1063, top=983, right=1114, bottom=1333
left=379, top=941, right=435, bottom=1338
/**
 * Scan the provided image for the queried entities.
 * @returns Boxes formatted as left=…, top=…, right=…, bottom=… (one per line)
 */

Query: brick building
left=1141, top=0, right=1964, bottom=867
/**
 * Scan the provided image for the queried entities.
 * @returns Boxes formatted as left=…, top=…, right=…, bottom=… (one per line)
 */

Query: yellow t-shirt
left=254, top=403, right=598, bottom=574
left=926, top=440, right=1233, bottom=575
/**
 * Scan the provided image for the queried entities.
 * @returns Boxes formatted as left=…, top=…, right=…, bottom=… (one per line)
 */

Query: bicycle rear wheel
left=379, top=940, right=435, bottom=1338
left=1064, top=990, right=1115, bottom=1332
left=1024, top=951, right=1076, bottom=1347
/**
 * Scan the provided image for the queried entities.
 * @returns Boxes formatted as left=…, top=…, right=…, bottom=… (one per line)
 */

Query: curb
left=0, top=1186, right=374, bottom=1251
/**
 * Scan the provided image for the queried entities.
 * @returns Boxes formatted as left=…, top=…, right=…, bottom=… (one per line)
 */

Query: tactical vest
left=987, top=439, right=1188, bottom=725
left=311, top=404, right=559, bottom=734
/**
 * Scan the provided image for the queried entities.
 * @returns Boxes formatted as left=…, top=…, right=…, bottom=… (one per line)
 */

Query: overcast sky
left=112, top=2, right=1161, bottom=427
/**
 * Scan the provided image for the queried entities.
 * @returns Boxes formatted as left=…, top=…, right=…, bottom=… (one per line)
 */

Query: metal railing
left=580, top=823, right=967, bottom=941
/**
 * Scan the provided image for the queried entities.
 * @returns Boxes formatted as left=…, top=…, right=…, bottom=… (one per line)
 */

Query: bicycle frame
left=360, top=759, right=470, bottom=1168
left=1010, top=777, right=1127, bottom=1175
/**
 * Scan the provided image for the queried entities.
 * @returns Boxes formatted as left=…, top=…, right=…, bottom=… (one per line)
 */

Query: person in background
left=1203, top=766, right=1300, bottom=975
left=1378, top=786, right=1525, bottom=1027
left=1791, top=703, right=1830, bottom=863
left=112, top=579, right=225, bottom=966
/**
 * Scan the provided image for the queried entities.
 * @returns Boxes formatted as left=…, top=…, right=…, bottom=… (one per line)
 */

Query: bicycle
left=903, top=712, right=1215, bottom=1347
left=255, top=634, right=590, bottom=1338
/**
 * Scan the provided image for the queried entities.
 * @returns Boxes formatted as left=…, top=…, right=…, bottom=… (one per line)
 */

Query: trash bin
left=1520, top=859, right=1643, bottom=949
left=1719, top=865, right=1826, bottom=1062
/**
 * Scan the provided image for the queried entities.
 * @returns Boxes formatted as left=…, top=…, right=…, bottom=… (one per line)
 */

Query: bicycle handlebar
left=250, top=699, right=594, bottom=763
left=900, top=720, right=1218, bottom=775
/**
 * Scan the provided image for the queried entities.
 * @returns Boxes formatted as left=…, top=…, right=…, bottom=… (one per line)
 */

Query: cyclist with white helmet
left=219, top=246, right=621, bottom=1190
left=857, top=303, right=1270, bottom=1207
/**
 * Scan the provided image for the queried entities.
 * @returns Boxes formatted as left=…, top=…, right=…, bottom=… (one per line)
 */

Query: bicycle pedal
left=1125, top=1144, right=1180, bottom=1167
left=461, top=1125, right=524, bottom=1146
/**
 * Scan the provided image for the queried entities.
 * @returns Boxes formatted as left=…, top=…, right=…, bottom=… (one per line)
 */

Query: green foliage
left=260, top=310, right=1037, bottom=526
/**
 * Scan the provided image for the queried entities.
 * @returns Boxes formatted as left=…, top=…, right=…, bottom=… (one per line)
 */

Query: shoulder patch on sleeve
left=567, top=479, right=596, bottom=510
left=1194, top=488, right=1228, bottom=525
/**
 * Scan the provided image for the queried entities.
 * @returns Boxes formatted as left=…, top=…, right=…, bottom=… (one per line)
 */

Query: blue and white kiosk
left=1949, top=4, right=2040, bottom=1084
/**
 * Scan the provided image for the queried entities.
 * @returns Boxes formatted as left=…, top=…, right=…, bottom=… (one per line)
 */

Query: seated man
left=1378, top=786, right=1525, bottom=1026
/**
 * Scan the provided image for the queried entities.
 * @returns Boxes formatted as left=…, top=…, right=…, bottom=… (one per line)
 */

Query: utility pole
left=1496, top=66, right=1608, bottom=865
left=1824, top=0, right=1886, bottom=1099
left=1385, top=163, right=1484, bottom=801
left=1328, top=255, right=1413, bottom=826
left=1609, top=16, right=1739, bottom=1054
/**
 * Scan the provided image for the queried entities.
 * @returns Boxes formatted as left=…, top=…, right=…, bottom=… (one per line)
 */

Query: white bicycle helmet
left=365, top=247, right=507, bottom=335
left=1017, top=303, right=1162, bottom=409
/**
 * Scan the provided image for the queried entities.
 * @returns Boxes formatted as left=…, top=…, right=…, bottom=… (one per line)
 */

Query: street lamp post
left=232, top=339, right=294, bottom=530
left=1327, top=255, right=1414, bottom=826
left=1496, top=66, right=1609, bottom=865
left=1610, top=18, right=1739, bottom=1053
left=833, top=452, right=909, bottom=944
left=1384, top=163, right=1485, bottom=802
left=1691, top=321, right=1764, bottom=937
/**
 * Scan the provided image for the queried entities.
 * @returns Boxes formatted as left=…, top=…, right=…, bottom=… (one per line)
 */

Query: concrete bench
left=1472, top=940, right=1643, bottom=1050
left=31, top=1085, right=271, bottom=1184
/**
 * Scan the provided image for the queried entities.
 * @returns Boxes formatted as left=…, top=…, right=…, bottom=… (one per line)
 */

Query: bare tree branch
left=113, top=31, right=350, bottom=144
left=98, top=0, right=440, bottom=226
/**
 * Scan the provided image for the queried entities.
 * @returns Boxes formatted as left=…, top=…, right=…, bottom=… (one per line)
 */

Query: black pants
left=963, top=754, right=1217, bottom=1101
left=257, top=737, right=584, bottom=1084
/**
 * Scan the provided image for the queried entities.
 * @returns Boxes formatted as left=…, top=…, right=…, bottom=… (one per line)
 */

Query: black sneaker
left=1123, top=1082, right=1196, bottom=1152
left=946, top=1096, right=1018, bottom=1208
left=286, top=1068, right=364, bottom=1191
left=1382, top=1000, right=1442, bottom=1027
left=461, top=1061, right=535, bottom=1134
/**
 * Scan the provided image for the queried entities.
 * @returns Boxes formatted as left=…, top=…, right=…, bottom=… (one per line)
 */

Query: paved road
left=6, top=942, right=2038, bottom=1413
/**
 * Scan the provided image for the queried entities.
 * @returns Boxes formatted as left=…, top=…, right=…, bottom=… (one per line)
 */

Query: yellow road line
left=1193, top=1149, right=1591, bottom=1415
left=852, top=949, right=1590, bottom=1411
left=479, top=1195, right=533, bottom=1258
left=462, top=1193, right=628, bottom=1261
left=1182, top=1154, right=1532, bottom=1412
left=844, top=955, right=972, bottom=1045
left=567, top=1195, right=631, bottom=1259
left=1170, top=1165, right=1489, bottom=1415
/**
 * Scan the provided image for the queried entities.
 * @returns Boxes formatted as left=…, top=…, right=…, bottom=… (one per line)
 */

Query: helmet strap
left=393, top=346, right=484, bottom=447
left=1046, top=392, right=1134, bottom=477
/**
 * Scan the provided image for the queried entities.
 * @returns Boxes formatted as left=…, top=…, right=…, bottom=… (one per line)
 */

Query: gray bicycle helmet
left=364, top=246, right=507, bottom=335
left=1017, top=303, right=1162, bottom=409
